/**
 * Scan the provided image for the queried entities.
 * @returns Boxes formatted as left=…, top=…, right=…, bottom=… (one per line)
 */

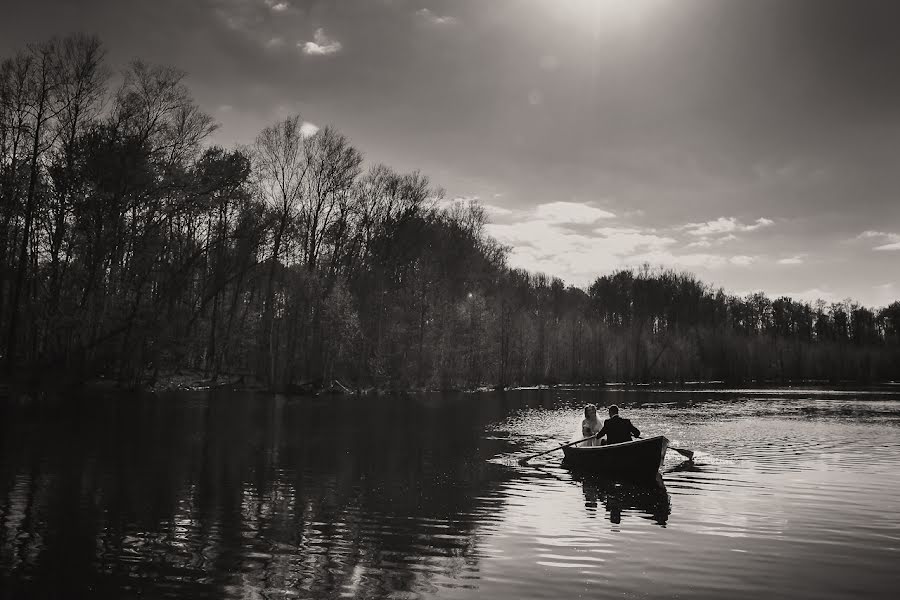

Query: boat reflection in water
left=567, top=468, right=671, bottom=526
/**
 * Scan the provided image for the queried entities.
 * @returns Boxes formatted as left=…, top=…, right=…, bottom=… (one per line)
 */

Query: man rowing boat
left=520, top=404, right=692, bottom=466
left=594, top=404, right=640, bottom=445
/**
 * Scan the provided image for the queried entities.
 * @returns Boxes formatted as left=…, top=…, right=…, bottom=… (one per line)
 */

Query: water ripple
left=2, top=388, right=900, bottom=599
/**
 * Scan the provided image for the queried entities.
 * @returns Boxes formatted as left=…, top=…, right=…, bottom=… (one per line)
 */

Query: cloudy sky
left=3, top=0, right=899, bottom=306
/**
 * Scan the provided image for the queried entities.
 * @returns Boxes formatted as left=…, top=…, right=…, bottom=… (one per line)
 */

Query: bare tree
left=44, top=34, right=108, bottom=313
left=252, top=115, right=308, bottom=384
left=6, top=38, right=69, bottom=371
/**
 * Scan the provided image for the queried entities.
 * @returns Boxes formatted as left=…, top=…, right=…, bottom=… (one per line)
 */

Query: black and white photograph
left=1, top=1, right=899, bottom=598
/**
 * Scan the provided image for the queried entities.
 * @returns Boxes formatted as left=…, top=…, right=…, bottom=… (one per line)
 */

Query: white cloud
left=777, top=255, right=805, bottom=265
left=683, top=216, right=773, bottom=236
left=215, top=3, right=290, bottom=47
left=416, top=8, right=459, bottom=25
left=482, top=200, right=738, bottom=284
left=482, top=203, right=514, bottom=218
left=532, top=201, right=615, bottom=224
left=594, top=226, right=643, bottom=236
left=487, top=220, right=679, bottom=284
left=300, top=121, right=319, bottom=137
left=684, top=217, right=736, bottom=236
left=729, top=255, right=756, bottom=266
left=686, top=233, right=738, bottom=248
left=856, top=230, right=900, bottom=250
left=594, top=229, right=678, bottom=253
left=461, top=201, right=780, bottom=286
left=301, top=28, right=342, bottom=56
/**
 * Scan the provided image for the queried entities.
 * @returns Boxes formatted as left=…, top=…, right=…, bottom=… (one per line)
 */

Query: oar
left=633, top=434, right=695, bottom=460
left=668, top=445, right=694, bottom=460
left=518, top=435, right=596, bottom=466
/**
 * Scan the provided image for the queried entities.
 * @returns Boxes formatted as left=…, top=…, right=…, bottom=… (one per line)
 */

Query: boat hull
left=562, top=436, right=669, bottom=478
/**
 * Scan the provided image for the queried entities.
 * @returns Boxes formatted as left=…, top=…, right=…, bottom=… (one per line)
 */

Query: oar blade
left=516, top=435, right=594, bottom=467
left=672, top=447, right=694, bottom=460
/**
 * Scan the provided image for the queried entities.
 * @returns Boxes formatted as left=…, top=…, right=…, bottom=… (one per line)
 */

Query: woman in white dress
left=581, top=404, right=602, bottom=446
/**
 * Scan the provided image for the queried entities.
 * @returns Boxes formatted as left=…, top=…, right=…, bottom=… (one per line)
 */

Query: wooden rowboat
left=562, top=435, right=669, bottom=478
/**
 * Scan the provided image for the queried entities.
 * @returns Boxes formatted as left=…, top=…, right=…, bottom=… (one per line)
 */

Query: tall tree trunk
left=6, top=79, right=48, bottom=373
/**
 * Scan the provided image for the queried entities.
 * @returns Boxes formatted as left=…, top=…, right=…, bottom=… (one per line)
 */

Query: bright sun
left=549, top=0, right=669, bottom=29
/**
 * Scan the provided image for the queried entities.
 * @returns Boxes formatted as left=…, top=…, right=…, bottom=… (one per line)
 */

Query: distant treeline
left=1, top=35, right=898, bottom=389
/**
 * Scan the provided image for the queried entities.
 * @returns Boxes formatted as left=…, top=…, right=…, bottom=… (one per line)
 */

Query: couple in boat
left=581, top=404, right=640, bottom=447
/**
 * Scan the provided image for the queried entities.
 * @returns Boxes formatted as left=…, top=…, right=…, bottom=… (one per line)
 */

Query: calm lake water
left=2, top=386, right=900, bottom=599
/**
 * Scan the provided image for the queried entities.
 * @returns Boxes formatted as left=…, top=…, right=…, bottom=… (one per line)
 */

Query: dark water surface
left=2, top=387, right=900, bottom=599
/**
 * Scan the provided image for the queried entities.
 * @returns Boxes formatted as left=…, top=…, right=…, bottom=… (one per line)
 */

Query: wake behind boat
left=562, top=435, right=669, bottom=478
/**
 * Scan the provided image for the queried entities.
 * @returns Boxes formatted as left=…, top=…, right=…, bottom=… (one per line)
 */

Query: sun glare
left=548, top=0, right=669, bottom=30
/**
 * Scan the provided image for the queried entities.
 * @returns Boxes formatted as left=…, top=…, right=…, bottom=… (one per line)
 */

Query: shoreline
left=3, top=374, right=897, bottom=402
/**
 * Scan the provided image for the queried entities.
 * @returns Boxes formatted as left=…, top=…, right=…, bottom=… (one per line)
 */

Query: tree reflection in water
left=0, top=391, right=517, bottom=599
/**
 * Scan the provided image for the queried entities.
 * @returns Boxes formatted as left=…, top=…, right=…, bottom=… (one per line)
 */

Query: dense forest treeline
left=1, top=34, right=898, bottom=390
